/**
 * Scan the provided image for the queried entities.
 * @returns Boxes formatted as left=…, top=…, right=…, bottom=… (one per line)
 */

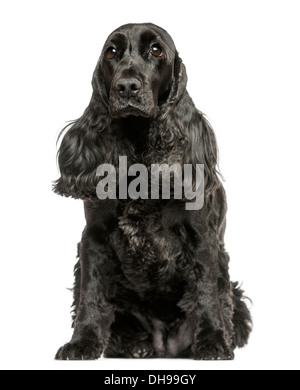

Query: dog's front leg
left=180, top=245, right=234, bottom=360
left=55, top=230, right=115, bottom=360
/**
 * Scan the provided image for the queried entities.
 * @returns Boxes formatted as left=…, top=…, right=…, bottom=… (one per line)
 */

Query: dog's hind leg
left=104, top=311, right=154, bottom=358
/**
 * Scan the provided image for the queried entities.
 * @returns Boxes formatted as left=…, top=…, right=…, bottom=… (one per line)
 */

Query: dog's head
left=54, top=23, right=219, bottom=200
left=93, top=23, right=184, bottom=118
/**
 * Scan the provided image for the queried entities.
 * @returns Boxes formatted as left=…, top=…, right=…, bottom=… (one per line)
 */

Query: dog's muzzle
left=109, top=77, right=156, bottom=118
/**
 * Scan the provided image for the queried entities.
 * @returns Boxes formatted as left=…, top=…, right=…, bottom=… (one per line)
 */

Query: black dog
left=54, top=23, right=252, bottom=360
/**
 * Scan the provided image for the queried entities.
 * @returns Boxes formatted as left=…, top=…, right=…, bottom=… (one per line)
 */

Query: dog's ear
left=92, top=56, right=110, bottom=109
left=185, top=112, right=220, bottom=193
left=147, top=52, right=188, bottom=163
left=151, top=51, right=219, bottom=192
left=168, top=51, right=188, bottom=105
left=170, top=52, right=220, bottom=193
left=53, top=90, right=107, bottom=199
left=52, top=47, right=115, bottom=203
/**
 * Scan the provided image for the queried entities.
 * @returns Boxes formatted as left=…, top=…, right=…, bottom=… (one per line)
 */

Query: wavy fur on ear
left=53, top=90, right=110, bottom=199
left=147, top=51, right=220, bottom=193
left=184, top=106, right=220, bottom=193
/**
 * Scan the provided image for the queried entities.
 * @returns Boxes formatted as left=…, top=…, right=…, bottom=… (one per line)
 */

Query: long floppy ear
left=147, top=51, right=188, bottom=164
left=184, top=110, right=220, bottom=193
left=53, top=59, right=112, bottom=199
left=150, top=51, right=220, bottom=193
left=167, top=50, right=188, bottom=105
left=171, top=52, right=220, bottom=193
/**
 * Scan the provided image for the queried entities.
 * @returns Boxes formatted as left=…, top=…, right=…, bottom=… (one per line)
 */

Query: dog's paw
left=193, top=343, right=234, bottom=361
left=129, top=342, right=154, bottom=358
left=55, top=341, right=102, bottom=360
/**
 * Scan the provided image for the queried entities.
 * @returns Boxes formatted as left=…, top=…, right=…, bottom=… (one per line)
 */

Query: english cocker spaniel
left=54, top=23, right=252, bottom=360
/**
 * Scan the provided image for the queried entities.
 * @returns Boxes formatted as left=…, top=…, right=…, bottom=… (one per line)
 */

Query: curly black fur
left=54, top=23, right=252, bottom=360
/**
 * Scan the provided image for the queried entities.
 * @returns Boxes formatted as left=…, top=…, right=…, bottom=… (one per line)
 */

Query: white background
left=1, top=0, right=299, bottom=370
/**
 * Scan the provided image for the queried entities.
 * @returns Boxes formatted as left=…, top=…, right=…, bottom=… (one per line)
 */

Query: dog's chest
left=117, top=203, right=183, bottom=291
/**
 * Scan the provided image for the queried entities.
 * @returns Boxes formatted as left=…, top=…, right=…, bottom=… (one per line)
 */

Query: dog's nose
left=116, top=78, right=141, bottom=98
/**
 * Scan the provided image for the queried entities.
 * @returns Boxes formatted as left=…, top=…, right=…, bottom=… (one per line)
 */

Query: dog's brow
left=138, top=30, right=176, bottom=57
left=105, top=32, right=127, bottom=49
left=140, top=30, right=158, bottom=45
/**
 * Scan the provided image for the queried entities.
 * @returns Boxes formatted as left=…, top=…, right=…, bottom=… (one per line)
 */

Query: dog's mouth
left=109, top=87, right=156, bottom=119
left=109, top=103, right=155, bottom=118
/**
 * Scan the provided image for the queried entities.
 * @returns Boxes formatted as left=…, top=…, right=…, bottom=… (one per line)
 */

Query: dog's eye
left=106, top=47, right=117, bottom=59
left=150, top=44, right=163, bottom=58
